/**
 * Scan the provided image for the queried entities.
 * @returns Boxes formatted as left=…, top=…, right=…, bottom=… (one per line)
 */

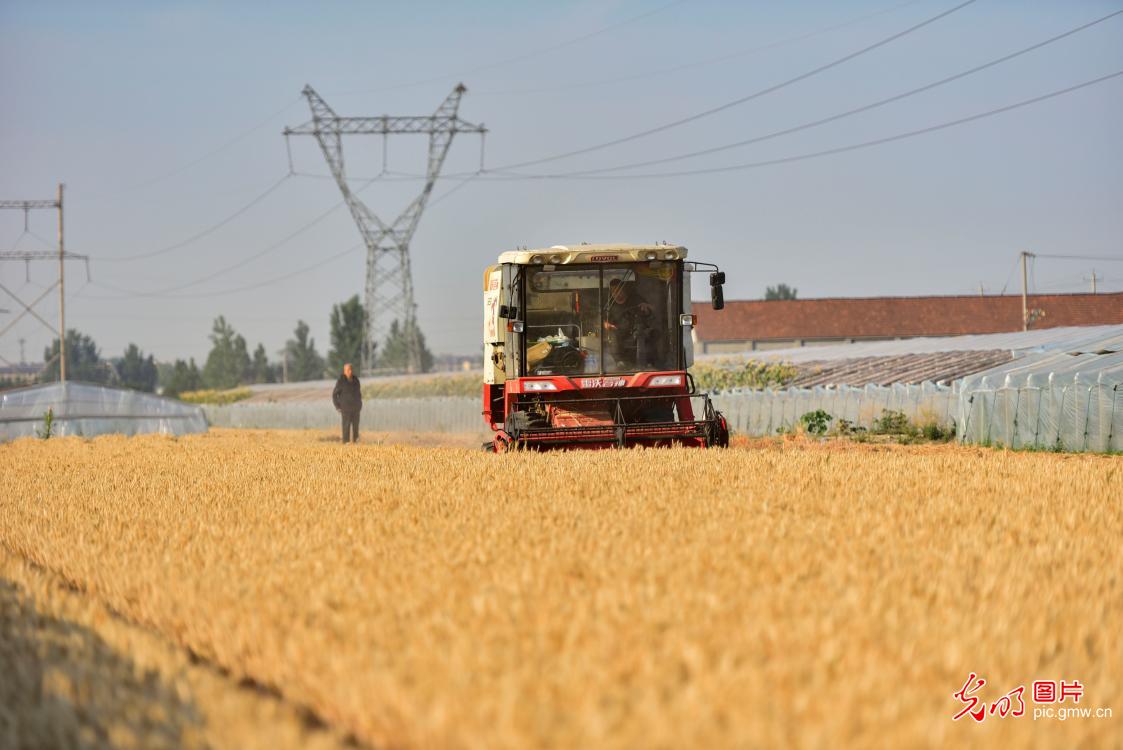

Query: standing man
left=332, top=362, right=362, bottom=443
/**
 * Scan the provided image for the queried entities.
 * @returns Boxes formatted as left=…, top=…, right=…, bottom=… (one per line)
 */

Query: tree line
left=19, top=295, right=433, bottom=397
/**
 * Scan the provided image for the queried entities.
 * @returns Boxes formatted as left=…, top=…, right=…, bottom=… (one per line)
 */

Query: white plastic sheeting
left=0, top=382, right=207, bottom=442
left=957, top=351, right=1123, bottom=452
left=713, top=382, right=956, bottom=436
left=713, top=337, right=1123, bottom=451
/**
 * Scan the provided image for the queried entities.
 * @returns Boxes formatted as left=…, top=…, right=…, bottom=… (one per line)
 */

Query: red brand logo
left=953, top=674, right=1098, bottom=723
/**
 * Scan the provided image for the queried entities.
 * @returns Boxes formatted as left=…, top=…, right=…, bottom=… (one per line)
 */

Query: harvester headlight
left=524, top=381, right=558, bottom=391
left=549, top=254, right=562, bottom=264
left=531, top=255, right=544, bottom=264
left=645, top=251, right=657, bottom=260
left=664, top=250, right=677, bottom=260
left=649, top=375, right=684, bottom=387
left=679, top=314, right=696, bottom=327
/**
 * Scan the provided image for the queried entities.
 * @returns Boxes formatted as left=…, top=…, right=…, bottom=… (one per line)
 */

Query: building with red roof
left=693, top=292, right=1123, bottom=353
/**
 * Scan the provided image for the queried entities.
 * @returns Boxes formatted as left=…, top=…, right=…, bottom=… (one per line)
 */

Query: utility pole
left=1020, top=251, right=1033, bottom=331
left=57, top=183, right=66, bottom=382
left=1085, top=269, right=1101, bottom=294
left=0, top=184, right=88, bottom=382
left=284, top=85, right=486, bottom=374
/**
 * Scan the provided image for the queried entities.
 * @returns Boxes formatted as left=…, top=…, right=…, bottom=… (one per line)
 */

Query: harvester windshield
left=523, top=263, right=680, bottom=376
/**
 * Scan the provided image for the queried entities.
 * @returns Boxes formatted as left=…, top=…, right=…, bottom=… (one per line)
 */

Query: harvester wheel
left=713, top=415, right=730, bottom=448
left=493, top=432, right=514, bottom=453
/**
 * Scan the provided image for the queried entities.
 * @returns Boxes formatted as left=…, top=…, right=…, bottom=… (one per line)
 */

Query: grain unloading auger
left=482, top=243, right=730, bottom=452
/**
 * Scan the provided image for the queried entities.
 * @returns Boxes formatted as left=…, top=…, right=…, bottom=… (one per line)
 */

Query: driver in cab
left=604, top=278, right=653, bottom=367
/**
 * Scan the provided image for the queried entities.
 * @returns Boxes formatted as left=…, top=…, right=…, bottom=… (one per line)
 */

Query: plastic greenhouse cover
left=703, top=325, right=1123, bottom=451
left=0, top=382, right=207, bottom=442
left=961, top=351, right=1123, bottom=391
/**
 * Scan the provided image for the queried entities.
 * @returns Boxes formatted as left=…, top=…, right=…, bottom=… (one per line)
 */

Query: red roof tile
left=694, top=292, right=1123, bottom=342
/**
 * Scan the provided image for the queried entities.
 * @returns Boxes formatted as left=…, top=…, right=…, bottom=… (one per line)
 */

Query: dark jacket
left=332, top=374, right=362, bottom=412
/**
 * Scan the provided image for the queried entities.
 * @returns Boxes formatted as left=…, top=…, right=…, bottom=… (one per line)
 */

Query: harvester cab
left=482, top=243, right=730, bottom=452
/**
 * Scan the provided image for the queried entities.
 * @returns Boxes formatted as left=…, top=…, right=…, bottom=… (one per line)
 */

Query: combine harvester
left=482, top=243, right=730, bottom=451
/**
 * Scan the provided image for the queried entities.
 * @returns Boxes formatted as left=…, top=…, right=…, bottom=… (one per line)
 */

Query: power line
left=94, top=194, right=349, bottom=297
left=1034, top=253, right=1123, bottom=262
left=98, top=174, right=292, bottom=262
left=483, top=70, right=1123, bottom=180
left=333, top=0, right=686, bottom=96
left=529, top=9, right=1123, bottom=177
left=473, top=0, right=929, bottom=96
left=91, top=242, right=365, bottom=300
left=427, top=173, right=480, bottom=209
left=487, top=0, right=978, bottom=172
left=998, top=253, right=1021, bottom=295
left=84, top=168, right=477, bottom=301
left=118, top=98, right=303, bottom=192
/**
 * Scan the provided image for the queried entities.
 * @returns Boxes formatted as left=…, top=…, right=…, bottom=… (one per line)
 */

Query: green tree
left=380, top=318, right=434, bottom=373
left=42, top=329, right=112, bottom=383
left=114, top=343, right=158, bottom=392
left=202, top=316, right=251, bottom=389
left=160, top=358, right=202, bottom=398
left=285, top=320, right=325, bottom=381
left=764, top=283, right=798, bottom=301
left=250, top=343, right=275, bottom=384
left=328, top=294, right=365, bottom=375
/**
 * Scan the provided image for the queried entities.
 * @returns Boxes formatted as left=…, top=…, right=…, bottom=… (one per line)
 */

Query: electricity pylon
left=0, top=185, right=89, bottom=379
left=284, top=84, right=485, bottom=373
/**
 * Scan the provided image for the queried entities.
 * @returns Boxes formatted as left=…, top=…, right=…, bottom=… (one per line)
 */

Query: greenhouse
left=0, top=382, right=207, bottom=442
left=708, top=324, right=1123, bottom=452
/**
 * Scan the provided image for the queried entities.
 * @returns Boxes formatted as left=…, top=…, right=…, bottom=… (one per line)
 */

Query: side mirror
left=711, top=284, right=724, bottom=310
left=709, top=271, right=726, bottom=286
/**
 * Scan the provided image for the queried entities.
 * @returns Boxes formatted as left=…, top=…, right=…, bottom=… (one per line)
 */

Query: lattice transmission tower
left=284, top=84, right=486, bottom=373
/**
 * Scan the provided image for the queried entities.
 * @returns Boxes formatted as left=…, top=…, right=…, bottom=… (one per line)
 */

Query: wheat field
left=1, top=429, right=1120, bottom=749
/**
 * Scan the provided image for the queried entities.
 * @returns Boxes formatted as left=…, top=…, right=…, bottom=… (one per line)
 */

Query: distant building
left=693, top=292, right=1123, bottom=354
left=0, top=363, right=42, bottom=388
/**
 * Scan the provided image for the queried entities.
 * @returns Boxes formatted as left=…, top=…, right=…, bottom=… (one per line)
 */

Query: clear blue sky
left=2, top=0, right=1121, bottom=365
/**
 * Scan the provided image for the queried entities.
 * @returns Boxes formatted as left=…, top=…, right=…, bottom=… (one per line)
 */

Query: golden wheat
left=1, top=429, right=1120, bottom=749
left=0, top=549, right=353, bottom=750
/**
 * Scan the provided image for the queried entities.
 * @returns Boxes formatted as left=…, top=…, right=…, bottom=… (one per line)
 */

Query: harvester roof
left=497, top=243, right=688, bottom=265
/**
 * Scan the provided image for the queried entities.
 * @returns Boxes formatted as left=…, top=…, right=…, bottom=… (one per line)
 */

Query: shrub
left=799, top=410, right=833, bottom=436
left=690, top=359, right=798, bottom=393
left=873, top=409, right=914, bottom=436
left=921, top=421, right=955, bottom=442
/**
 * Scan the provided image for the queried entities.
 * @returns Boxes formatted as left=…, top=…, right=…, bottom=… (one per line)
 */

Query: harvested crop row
left=0, top=548, right=354, bottom=750
left=1, top=430, right=1120, bottom=749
